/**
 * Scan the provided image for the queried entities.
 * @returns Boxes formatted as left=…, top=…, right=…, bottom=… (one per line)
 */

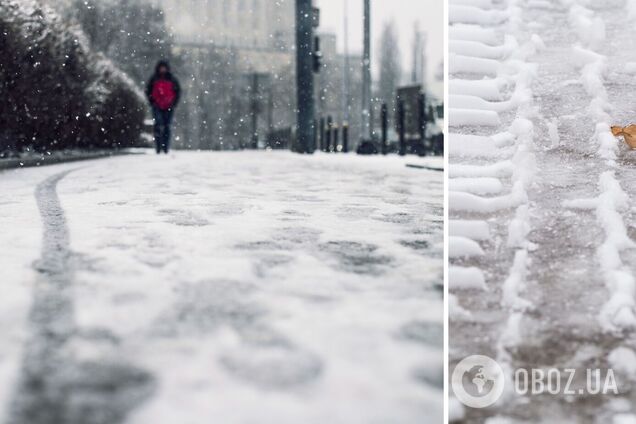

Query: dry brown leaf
left=611, top=125, right=636, bottom=149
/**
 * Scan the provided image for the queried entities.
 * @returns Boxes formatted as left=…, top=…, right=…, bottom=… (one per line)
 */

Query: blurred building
left=148, top=0, right=298, bottom=149
left=160, top=2, right=364, bottom=151
left=156, top=0, right=295, bottom=72
left=315, top=32, right=363, bottom=150
left=163, top=0, right=294, bottom=48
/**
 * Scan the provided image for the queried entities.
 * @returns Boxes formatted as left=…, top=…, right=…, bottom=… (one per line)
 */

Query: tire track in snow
left=6, top=170, right=155, bottom=424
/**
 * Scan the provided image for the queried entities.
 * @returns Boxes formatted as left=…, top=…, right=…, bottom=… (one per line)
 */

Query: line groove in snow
left=6, top=170, right=155, bottom=424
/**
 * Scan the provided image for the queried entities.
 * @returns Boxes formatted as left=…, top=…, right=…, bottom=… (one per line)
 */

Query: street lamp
left=361, top=0, right=372, bottom=142
left=295, top=0, right=318, bottom=154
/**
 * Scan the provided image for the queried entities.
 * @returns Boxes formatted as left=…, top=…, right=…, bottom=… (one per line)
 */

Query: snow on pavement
left=0, top=151, right=442, bottom=423
left=450, top=0, right=539, bottom=418
left=450, top=0, right=636, bottom=422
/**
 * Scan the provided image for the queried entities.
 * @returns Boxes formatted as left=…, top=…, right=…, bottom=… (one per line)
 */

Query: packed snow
left=450, top=0, right=636, bottom=421
left=0, top=151, right=442, bottom=423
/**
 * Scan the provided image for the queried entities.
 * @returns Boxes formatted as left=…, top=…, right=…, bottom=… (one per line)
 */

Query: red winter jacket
left=146, top=73, right=181, bottom=111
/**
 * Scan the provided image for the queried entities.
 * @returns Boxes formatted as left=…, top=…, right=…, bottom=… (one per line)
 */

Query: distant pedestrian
left=146, top=60, right=180, bottom=154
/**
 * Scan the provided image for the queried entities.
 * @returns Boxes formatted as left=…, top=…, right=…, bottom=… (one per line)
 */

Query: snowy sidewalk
left=0, top=151, right=442, bottom=424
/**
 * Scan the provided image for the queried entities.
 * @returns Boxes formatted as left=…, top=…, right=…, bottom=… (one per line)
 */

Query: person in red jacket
left=146, top=60, right=181, bottom=154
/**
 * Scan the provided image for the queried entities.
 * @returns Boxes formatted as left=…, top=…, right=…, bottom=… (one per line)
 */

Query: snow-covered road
left=0, top=151, right=442, bottom=423
left=450, top=0, right=636, bottom=422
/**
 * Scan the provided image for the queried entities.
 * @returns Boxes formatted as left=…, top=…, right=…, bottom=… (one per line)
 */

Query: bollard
left=326, top=115, right=333, bottom=153
left=419, top=92, right=427, bottom=154
left=313, top=119, right=318, bottom=152
left=381, top=103, right=388, bottom=155
left=319, top=117, right=325, bottom=152
left=398, top=100, right=406, bottom=156
left=251, top=73, right=259, bottom=149
left=343, top=123, right=349, bottom=153
left=333, top=124, right=340, bottom=152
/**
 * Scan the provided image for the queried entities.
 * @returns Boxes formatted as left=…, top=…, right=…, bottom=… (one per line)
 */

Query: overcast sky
left=315, top=0, right=442, bottom=95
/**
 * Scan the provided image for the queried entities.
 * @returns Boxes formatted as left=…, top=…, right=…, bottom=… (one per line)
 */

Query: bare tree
left=71, top=0, right=173, bottom=87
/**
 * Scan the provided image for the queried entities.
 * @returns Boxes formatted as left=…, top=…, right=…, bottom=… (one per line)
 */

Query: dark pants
left=153, top=107, right=173, bottom=154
